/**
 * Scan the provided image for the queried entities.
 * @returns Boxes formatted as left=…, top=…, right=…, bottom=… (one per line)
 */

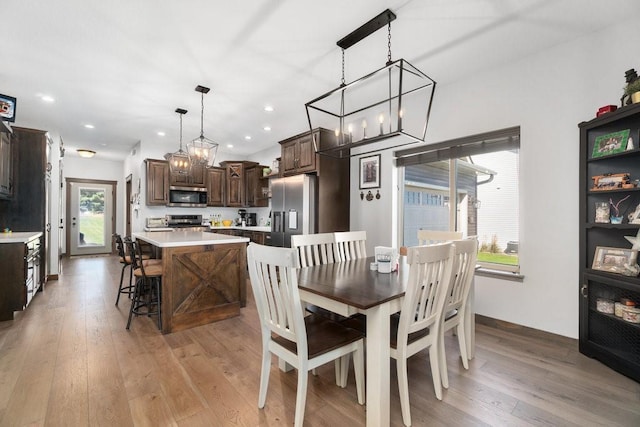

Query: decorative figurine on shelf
left=595, top=202, right=610, bottom=223
left=621, top=68, right=639, bottom=106
left=624, top=228, right=640, bottom=250
left=628, top=203, right=640, bottom=224
left=622, top=229, right=640, bottom=276
left=610, top=194, right=631, bottom=224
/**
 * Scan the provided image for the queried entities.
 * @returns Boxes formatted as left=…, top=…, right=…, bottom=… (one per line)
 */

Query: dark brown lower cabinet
left=0, top=235, right=42, bottom=321
left=210, top=229, right=268, bottom=244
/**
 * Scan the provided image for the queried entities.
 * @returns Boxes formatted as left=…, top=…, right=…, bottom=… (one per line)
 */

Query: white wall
left=350, top=19, right=640, bottom=338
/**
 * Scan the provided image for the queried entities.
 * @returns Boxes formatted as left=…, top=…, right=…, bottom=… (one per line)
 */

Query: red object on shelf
left=597, top=105, right=618, bottom=117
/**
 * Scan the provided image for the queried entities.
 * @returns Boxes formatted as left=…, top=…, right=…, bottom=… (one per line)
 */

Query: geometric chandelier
left=187, top=85, right=219, bottom=166
left=165, top=108, right=191, bottom=175
left=305, top=9, right=436, bottom=158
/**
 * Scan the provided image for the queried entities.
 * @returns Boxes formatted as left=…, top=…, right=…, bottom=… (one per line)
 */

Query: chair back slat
left=399, top=243, right=455, bottom=342
left=248, top=243, right=306, bottom=353
left=114, top=233, right=127, bottom=260
left=334, top=231, right=367, bottom=261
left=291, top=233, right=336, bottom=267
left=445, top=238, right=478, bottom=315
left=417, top=230, right=462, bottom=246
left=124, top=237, right=148, bottom=277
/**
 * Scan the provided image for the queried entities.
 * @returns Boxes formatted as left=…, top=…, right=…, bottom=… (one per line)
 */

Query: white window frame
left=395, top=126, right=521, bottom=277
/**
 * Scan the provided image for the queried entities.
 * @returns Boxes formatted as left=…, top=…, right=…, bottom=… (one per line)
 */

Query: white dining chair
left=334, top=230, right=367, bottom=261
left=417, top=229, right=462, bottom=246
left=390, top=242, right=455, bottom=426
left=291, top=232, right=337, bottom=267
left=247, top=243, right=365, bottom=427
left=440, top=238, right=478, bottom=387
left=291, top=232, right=344, bottom=384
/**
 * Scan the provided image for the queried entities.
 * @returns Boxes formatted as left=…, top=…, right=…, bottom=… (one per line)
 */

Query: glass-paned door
left=68, top=181, right=113, bottom=256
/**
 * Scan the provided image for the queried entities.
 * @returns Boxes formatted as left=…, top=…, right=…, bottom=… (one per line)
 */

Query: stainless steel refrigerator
left=269, top=175, right=316, bottom=247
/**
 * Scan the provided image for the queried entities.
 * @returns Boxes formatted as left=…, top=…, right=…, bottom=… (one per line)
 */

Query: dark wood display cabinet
left=169, top=162, right=206, bottom=187
left=145, top=158, right=170, bottom=205
left=219, top=160, right=261, bottom=207
left=245, top=164, right=269, bottom=208
left=579, top=103, right=640, bottom=383
left=206, top=166, right=225, bottom=206
left=280, top=130, right=317, bottom=175
left=0, top=122, right=14, bottom=199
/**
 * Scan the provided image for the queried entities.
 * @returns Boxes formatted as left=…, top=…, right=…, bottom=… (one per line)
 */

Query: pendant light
left=187, top=85, right=218, bottom=166
left=165, top=108, right=191, bottom=175
left=305, top=9, right=436, bottom=158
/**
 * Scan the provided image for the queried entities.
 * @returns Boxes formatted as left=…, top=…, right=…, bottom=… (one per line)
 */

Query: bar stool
left=114, top=233, right=134, bottom=306
left=124, top=237, right=163, bottom=330
left=115, top=233, right=158, bottom=306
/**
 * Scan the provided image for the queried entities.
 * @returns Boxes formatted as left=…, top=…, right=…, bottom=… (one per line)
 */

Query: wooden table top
left=297, top=256, right=409, bottom=310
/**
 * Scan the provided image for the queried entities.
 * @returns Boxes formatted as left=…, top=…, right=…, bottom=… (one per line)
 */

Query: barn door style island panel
left=133, top=230, right=249, bottom=334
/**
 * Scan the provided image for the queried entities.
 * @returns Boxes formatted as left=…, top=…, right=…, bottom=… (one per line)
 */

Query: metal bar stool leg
left=126, top=276, right=143, bottom=330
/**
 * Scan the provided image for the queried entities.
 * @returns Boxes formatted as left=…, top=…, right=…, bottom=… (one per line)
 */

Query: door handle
left=580, top=284, right=588, bottom=298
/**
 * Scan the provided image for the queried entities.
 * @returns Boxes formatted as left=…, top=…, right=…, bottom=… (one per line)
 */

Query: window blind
left=394, top=126, right=520, bottom=166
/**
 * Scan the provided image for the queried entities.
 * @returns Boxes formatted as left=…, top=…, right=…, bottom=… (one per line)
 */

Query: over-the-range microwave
left=167, top=186, right=207, bottom=207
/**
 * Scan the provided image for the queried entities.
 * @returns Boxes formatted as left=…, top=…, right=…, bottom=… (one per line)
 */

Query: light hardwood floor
left=1, top=255, right=639, bottom=426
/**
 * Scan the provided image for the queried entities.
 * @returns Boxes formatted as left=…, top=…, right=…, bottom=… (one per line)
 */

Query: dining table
left=294, top=255, right=476, bottom=427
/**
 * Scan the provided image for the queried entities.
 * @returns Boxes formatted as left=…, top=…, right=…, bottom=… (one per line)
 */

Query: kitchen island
left=133, top=230, right=249, bottom=334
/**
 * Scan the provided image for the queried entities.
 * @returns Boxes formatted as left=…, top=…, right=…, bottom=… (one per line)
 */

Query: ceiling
left=4, top=0, right=638, bottom=160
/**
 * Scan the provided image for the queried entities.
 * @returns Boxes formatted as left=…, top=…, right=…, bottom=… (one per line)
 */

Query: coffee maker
left=247, top=213, right=257, bottom=226
left=238, top=209, right=247, bottom=226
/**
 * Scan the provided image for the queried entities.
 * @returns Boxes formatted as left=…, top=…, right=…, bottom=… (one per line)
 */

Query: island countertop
left=209, top=225, right=271, bottom=233
left=0, top=231, right=43, bottom=244
left=133, top=230, right=249, bottom=247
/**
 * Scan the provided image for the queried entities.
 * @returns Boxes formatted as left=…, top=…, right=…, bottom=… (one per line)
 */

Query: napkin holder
left=375, top=246, right=398, bottom=273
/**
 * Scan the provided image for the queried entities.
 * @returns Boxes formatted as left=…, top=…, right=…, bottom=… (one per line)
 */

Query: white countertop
left=0, top=231, right=43, bottom=244
left=133, top=230, right=249, bottom=248
left=209, top=225, right=271, bottom=232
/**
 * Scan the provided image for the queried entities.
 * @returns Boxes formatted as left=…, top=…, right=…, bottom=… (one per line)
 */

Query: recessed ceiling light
left=157, top=131, right=166, bottom=136
left=41, top=95, right=55, bottom=103
left=84, top=124, right=95, bottom=129
left=227, top=144, right=234, bottom=148
left=264, top=105, right=274, bottom=112
left=77, top=149, right=96, bottom=158
left=263, top=126, right=271, bottom=132
left=245, top=135, right=252, bottom=140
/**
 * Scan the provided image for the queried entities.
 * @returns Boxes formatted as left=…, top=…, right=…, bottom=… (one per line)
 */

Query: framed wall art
left=591, top=129, right=630, bottom=158
left=592, top=246, right=638, bottom=275
left=0, top=94, right=17, bottom=123
left=359, top=154, right=380, bottom=189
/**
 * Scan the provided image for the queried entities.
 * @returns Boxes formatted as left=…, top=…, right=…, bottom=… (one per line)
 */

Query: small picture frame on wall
left=591, top=129, right=630, bottom=158
left=359, top=154, right=380, bottom=189
left=0, top=94, right=17, bottom=123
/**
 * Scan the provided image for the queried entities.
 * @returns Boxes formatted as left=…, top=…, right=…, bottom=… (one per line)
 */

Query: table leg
left=366, top=302, right=391, bottom=427
left=278, top=358, right=294, bottom=372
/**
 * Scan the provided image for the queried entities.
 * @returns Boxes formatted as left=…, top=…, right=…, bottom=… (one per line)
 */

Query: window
left=396, top=127, right=521, bottom=274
